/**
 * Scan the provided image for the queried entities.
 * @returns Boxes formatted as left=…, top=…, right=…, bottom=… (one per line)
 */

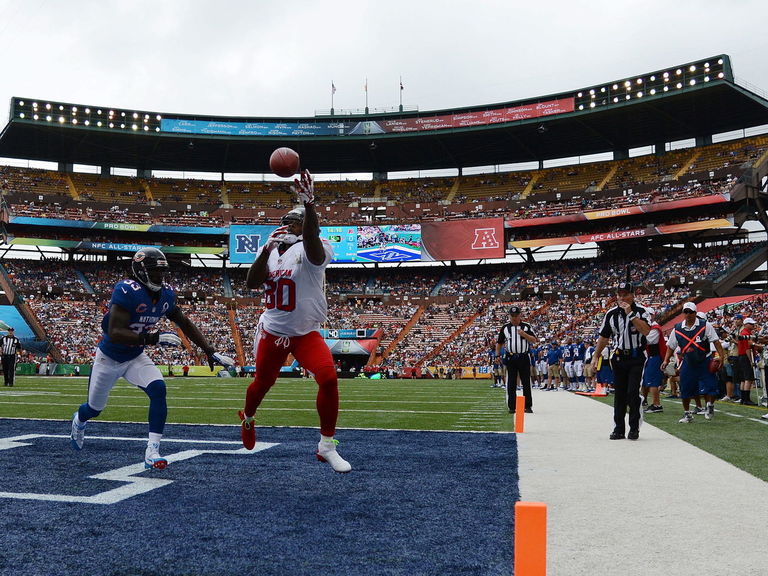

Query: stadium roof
left=1, top=55, right=767, bottom=175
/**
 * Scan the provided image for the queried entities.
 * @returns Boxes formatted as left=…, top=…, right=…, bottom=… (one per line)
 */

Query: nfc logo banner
left=235, top=234, right=263, bottom=254
left=229, top=225, right=276, bottom=264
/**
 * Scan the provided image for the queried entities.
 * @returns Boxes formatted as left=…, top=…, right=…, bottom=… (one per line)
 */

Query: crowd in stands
left=5, top=238, right=765, bottom=372
left=4, top=132, right=763, bottom=230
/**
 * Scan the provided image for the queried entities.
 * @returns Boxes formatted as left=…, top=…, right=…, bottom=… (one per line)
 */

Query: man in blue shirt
left=70, top=247, right=234, bottom=469
left=545, top=341, right=563, bottom=391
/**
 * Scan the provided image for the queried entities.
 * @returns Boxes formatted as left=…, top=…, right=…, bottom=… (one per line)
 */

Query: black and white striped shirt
left=497, top=322, right=536, bottom=354
left=598, top=305, right=651, bottom=350
left=1, top=334, right=21, bottom=356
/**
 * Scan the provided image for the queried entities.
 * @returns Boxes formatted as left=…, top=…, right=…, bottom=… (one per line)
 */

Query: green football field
left=0, top=376, right=515, bottom=433
left=2, top=376, right=767, bottom=481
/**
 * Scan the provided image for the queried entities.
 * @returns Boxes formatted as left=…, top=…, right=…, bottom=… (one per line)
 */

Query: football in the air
left=269, top=147, right=300, bottom=178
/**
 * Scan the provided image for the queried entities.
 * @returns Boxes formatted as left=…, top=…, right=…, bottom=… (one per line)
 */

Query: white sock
left=148, top=432, right=163, bottom=446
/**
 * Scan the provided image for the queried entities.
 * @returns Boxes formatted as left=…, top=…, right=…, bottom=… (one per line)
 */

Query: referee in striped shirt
left=496, top=306, right=538, bottom=414
left=1, top=327, right=22, bottom=387
left=590, top=283, right=651, bottom=440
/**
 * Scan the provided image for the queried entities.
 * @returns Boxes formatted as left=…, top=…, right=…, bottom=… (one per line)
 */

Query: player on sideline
left=238, top=170, right=351, bottom=473
left=70, top=247, right=234, bottom=468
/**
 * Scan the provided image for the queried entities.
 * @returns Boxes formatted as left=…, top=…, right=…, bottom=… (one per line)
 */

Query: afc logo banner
left=471, top=228, right=500, bottom=250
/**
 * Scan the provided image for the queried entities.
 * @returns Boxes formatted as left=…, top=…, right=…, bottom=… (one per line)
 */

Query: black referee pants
left=2, top=354, right=17, bottom=386
left=610, top=355, right=645, bottom=434
left=505, top=354, right=532, bottom=411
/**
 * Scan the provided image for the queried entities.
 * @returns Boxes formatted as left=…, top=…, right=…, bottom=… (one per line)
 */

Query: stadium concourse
left=517, top=389, right=768, bottom=576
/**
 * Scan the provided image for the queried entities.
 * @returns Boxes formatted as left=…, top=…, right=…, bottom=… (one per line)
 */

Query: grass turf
left=0, top=376, right=515, bottom=432
left=591, top=393, right=768, bottom=481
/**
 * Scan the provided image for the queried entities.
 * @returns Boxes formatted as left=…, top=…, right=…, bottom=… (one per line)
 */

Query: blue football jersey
left=99, top=279, right=178, bottom=362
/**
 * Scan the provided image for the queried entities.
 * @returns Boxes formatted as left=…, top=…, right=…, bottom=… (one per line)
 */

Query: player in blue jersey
left=70, top=247, right=234, bottom=469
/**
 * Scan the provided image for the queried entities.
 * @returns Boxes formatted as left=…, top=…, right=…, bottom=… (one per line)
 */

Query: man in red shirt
left=642, top=308, right=666, bottom=413
left=736, top=317, right=759, bottom=405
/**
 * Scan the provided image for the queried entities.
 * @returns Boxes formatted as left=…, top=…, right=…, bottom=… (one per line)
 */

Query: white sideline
left=517, top=389, right=768, bottom=576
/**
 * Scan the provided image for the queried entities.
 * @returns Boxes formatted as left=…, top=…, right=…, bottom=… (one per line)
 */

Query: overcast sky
left=1, top=0, right=767, bottom=128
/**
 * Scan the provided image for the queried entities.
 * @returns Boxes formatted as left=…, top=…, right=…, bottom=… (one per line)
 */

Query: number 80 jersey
left=258, top=240, right=333, bottom=337
left=99, top=278, right=178, bottom=362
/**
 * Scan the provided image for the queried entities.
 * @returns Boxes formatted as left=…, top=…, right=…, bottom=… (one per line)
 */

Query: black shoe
left=509, top=409, right=515, bottom=414
left=627, top=430, right=639, bottom=440
left=525, top=408, right=533, bottom=413
left=741, top=400, right=758, bottom=406
left=609, top=432, right=625, bottom=440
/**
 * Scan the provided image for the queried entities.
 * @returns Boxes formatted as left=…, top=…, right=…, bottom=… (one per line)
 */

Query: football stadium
left=1, top=27, right=767, bottom=576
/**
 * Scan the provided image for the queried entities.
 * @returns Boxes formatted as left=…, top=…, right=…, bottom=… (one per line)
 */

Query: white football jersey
left=257, top=239, right=333, bottom=337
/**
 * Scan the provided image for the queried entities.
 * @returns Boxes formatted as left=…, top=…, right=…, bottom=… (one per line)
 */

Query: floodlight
left=589, top=89, right=595, bottom=95
left=155, top=127, right=160, bottom=132
left=33, top=114, right=38, bottom=120
left=625, top=94, right=630, bottom=100
left=717, top=72, right=724, bottom=78
left=636, top=78, right=642, bottom=84
left=663, top=86, right=669, bottom=92
left=58, top=105, right=63, bottom=111
left=32, top=102, right=38, bottom=108
left=120, top=123, right=125, bottom=128
left=612, top=84, right=618, bottom=89
left=132, top=124, right=138, bottom=130
left=689, top=65, right=696, bottom=72
left=72, top=106, right=77, bottom=112
left=19, top=100, right=24, bottom=106
left=97, top=109, right=102, bottom=114
left=85, top=108, right=90, bottom=114
left=109, top=122, right=114, bottom=128
left=144, top=114, right=149, bottom=119
left=636, top=91, right=643, bottom=98
left=156, top=115, right=162, bottom=120
left=45, top=103, right=51, bottom=110
left=132, top=112, right=138, bottom=119
left=649, top=75, right=655, bottom=81
left=72, top=119, right=77, bottom=125
left=717, top=58, right=723, bottom=65
left=97, top=121, right=102, bottom=127
left=676, top=82, right=682, bottom=89
left=84, top=120, right=89, bottom=126
left=704, top=62, right=710, bottom=67
left=19, top=113, right=24, bottom=118
left=689, top=79, right=696, bottom=86
left=650, top=88, right=656, bottom=95
left=600, top=87, right=606, bottom=92
left=578, top=104, right=584, bottom=110
left=121, top=112, right=125, bottom=117
left=46, top=115, right=51, bottom=121
left=704, top=76, right=710, bottom=82
left=577, top=92, right=582, bottom=97
left=143, top=126, right=149, bottom=131
left=624, top=80, right=630, bottom=87
left=663, top=72, right=669, bottom=78
left=613, top=97, right=619, bottom=103
left=58, top=116, right=64, bottom=123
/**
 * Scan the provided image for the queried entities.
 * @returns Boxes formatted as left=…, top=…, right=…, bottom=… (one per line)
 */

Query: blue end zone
left=0, top=419, right=518, bottom=576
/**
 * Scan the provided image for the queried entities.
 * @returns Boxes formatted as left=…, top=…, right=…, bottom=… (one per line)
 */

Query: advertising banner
left=161, top=97, right=574, bottom=137
left=8, top=237, right=225, bottom=254
left=9, top=216, right=226, bottom=235
left=509, top=218, right=732, bottom=248
left=421, top=218, right=504, bottom=261
left=506, top=194, right=729, bottom=228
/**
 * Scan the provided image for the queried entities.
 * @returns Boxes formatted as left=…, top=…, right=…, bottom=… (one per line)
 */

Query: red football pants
left=244, top=328, right=339, bottom=436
